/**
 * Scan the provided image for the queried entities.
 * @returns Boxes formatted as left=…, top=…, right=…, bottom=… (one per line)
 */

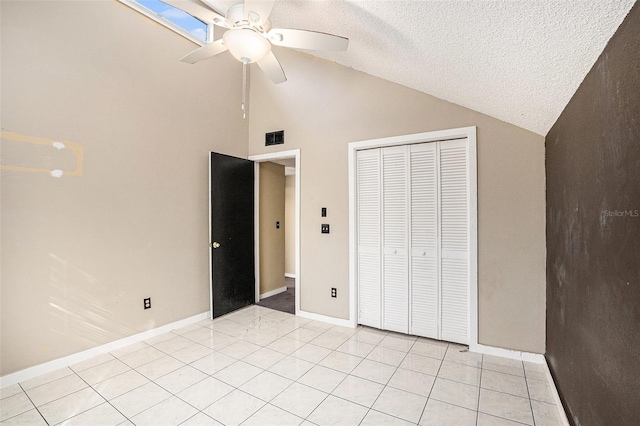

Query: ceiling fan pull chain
left=241, top=61, right=247, bottom=119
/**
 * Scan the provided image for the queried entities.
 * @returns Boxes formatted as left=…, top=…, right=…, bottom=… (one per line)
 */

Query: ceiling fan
left=164, top=0, right=349, bottom=84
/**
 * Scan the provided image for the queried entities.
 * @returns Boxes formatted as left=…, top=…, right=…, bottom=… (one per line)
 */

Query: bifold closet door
left=409, top=143, right=439, bottom=339
left=439, top=140, right=469, bottom=344
left=356, top=149, right=381, bottom=329
left=356, top=138, right=470, bottom=345
left=381, top=146, right=409, bottom=333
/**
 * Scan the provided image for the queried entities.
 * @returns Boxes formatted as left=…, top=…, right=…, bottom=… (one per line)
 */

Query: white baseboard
left=260, top=286, right=287, bottom=299
left=544, top=358, right=571, bottom=426
left=284, top=273, right=296, bottom=279
left=470, top=343, right=545, bottom=364
left=297, top=309, right=354, bottom=328
left=0, top=312, right=209, bottom=388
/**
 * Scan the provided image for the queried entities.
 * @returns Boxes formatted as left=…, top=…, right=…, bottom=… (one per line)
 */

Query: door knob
left=212, top=242, right=221, bottom=249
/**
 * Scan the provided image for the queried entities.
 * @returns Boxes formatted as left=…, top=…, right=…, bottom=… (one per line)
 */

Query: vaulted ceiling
left=212, top=0, right=635, bottom=136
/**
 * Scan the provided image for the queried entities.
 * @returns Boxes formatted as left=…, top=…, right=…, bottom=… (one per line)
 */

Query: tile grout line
left=236, top=322, right=372, bottom=424
left=322, top=338, right=375, bottom=425
left=524, top=363, right=538, bottom=426
left=69, top=368, right=130, bottom=425
left=9, top=308, right=260, bottom=426
left=180, top=309, right=337, bottom=425
left=417, top=342, right=449, bottom=426
left=287, top=323, right=363, bottom=423
left=158, top=314, right=277, bottom=425
left=66, top=318, right=242, bottom=424
left=17, top=365, right=129, bottom=425
left=38, top=370, right=112, bottom=426
left=477, top=358, right=537, bottom=426
left=260, top=327, right=370, bottom=423
left=476, top=359, right=483, bottom=426
left=424, top=347, right=488, bottom=418
left=250, top=314, right=352, bottom=423
left=361, top=333, right=419, bottom=425
left=408, top=337, right=432, bottom=425
left=16, top=382, right=50, bottom=426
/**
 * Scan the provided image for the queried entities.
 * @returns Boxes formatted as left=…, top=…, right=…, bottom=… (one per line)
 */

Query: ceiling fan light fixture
left=223, top=28, right=271, bottom=63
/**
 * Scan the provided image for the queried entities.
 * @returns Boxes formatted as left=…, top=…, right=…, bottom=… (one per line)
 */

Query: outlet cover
left=144, top=298, right=151, bottom=309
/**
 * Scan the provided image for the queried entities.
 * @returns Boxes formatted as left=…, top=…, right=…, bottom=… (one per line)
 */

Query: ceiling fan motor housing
left=226, top=3, right=271, bottom=32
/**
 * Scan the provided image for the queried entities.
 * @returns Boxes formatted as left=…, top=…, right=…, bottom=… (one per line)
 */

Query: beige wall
left=284, top=175, right=296, bottom=277
left=248, top=49, right=546, bottom=353
left=259, top=162, right=285, bottom=295
left=0, top=1, right=548, bottom=376
left=0, top=1, right=248, bottom=375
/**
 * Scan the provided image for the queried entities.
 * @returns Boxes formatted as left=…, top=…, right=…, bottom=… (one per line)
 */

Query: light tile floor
left=0, top=306, right=563, bottom=426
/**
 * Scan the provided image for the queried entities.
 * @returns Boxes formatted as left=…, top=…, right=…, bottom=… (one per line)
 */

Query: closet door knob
left=393, top=249, right=397, bottom=254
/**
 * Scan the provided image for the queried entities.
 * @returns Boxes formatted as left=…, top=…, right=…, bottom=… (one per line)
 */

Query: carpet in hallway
left=256, top=277, right=295, bottom=314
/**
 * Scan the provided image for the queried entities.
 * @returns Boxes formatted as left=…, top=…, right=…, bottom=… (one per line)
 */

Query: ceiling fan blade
left=163, top=0, right=230, bottom=27
left=243, top=0, right=275, bottom=27
left=256, top=51, right=287, bottom=84
left=267, top=28, right=349, bottom=51
left=180, top=39, right=228, bottom=64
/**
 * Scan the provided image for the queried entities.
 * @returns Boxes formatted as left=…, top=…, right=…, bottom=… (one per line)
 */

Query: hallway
left=257, top=277, right=295, bottom=315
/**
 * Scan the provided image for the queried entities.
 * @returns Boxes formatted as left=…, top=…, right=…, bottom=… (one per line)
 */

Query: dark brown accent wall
left=545, top=3, right=640, bottom=425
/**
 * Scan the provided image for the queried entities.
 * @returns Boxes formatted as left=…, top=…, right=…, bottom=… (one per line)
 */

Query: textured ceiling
left=213, top=0, right=635, bottom=135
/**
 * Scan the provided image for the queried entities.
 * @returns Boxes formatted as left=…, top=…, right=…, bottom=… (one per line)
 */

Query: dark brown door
left=210, top=152, right=255, bottom=318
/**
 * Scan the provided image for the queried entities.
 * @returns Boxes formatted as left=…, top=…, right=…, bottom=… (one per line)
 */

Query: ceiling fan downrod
left=241, top=61, right=247, bottom=119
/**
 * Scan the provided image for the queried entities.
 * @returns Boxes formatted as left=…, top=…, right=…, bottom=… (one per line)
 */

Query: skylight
left=120, top=0, right=211, bottom=44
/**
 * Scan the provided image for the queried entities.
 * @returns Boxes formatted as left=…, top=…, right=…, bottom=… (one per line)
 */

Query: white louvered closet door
left=356, top=138, right=470, bottom=345
left=381, top=146, right=409, bottom=334
left=409, top=143, right=439, bottom=339
left=356, top=149, right=381, bottom=329
left=439, top=139, right=469, bottom=344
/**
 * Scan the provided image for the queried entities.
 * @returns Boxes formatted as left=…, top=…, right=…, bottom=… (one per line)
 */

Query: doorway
left=255, top=161, right=294, bottom=314
left=249, top=149, right=301, bottom=315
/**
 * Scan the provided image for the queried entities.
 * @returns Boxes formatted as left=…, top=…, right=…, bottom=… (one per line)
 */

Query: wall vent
left=265, top=130, right=284, bottom=146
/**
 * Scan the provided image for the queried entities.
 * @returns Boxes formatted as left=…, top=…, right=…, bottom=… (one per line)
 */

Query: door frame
left=249, top=149, right=301, bottom=315
left=348, top=126, right=478, bottom=347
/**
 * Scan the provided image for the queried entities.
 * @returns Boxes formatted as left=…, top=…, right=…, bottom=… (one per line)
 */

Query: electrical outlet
left=331, top=288, right=337, bottom=298
left=144, top=298, right=151, bottom=309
